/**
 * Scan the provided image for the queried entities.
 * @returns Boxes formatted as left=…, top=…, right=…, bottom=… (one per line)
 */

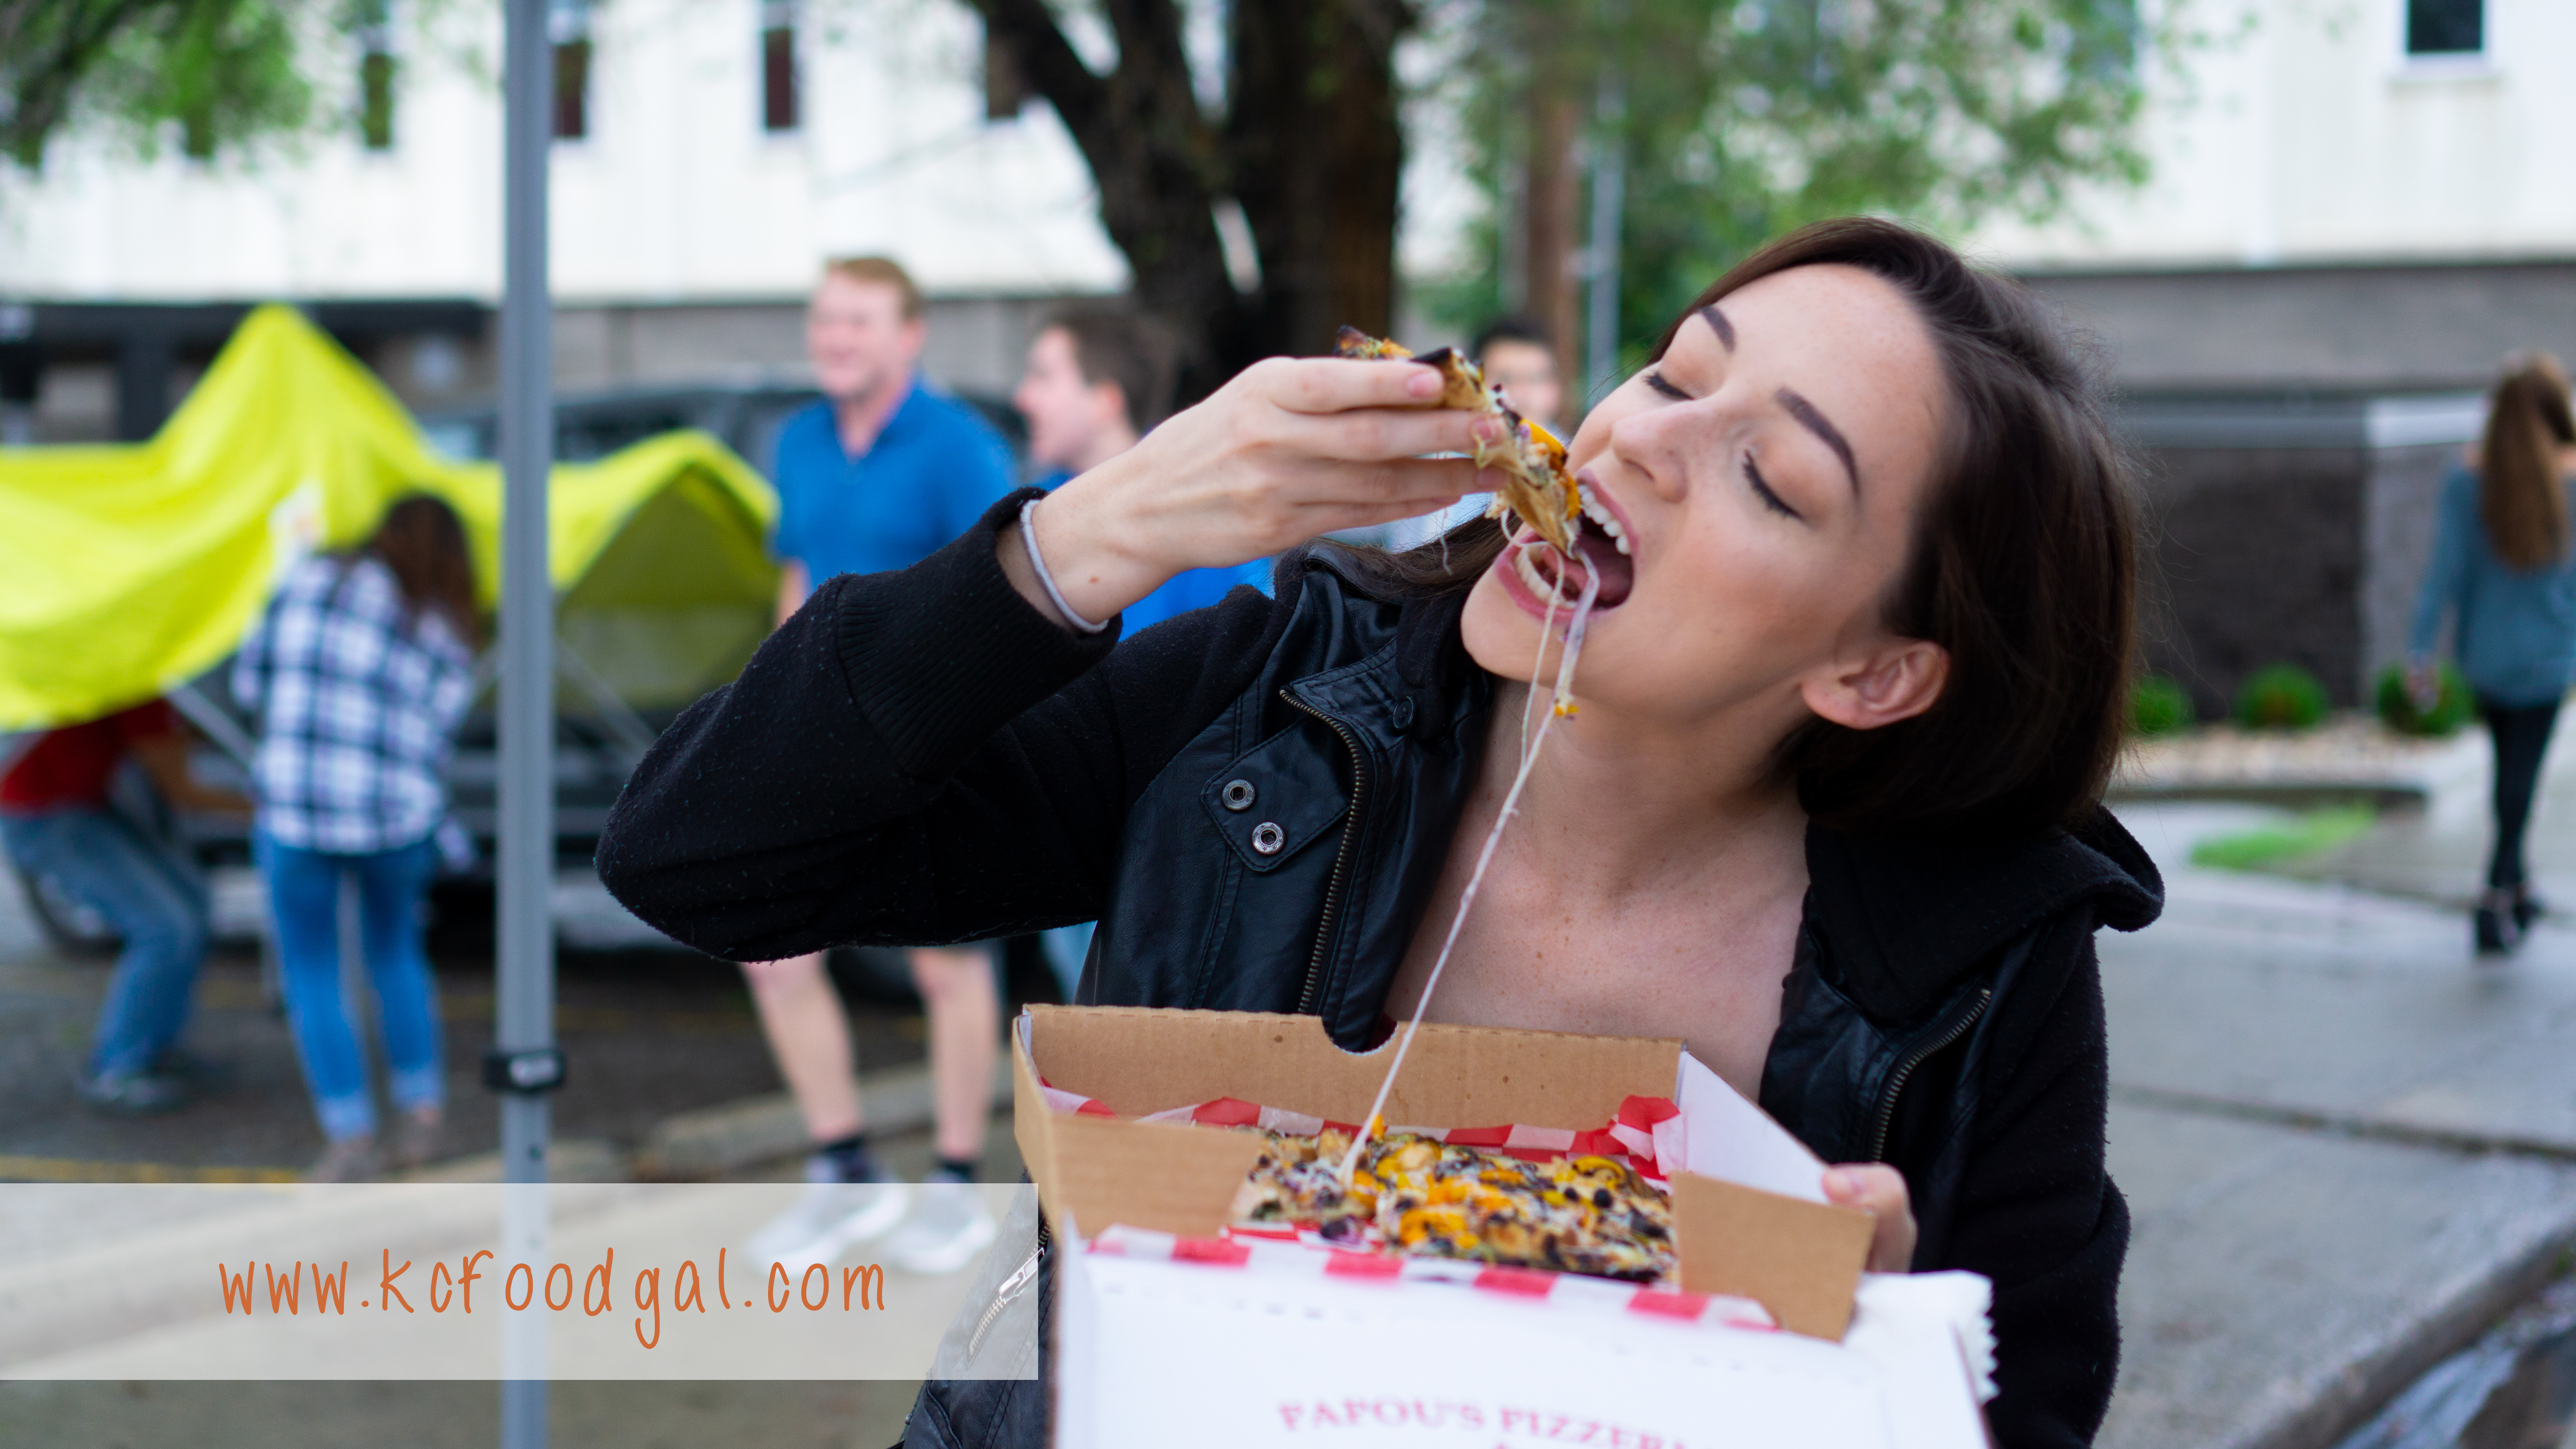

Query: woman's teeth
left=1575, top=484, right=1630, bottom=555
left=1514, top=544, right=1562, bottom=602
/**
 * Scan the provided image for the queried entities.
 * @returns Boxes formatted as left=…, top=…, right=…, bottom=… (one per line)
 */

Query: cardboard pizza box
left=1009, top=1004, right=1874, bottom=1340
left=1013, top=1006, right=1996, bottom=1449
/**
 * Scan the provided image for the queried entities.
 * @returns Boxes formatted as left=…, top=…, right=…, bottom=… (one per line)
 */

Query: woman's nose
left=1607, top=406, right=1691, bottom=505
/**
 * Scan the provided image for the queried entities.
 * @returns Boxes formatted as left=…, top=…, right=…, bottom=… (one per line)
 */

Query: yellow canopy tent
left=0, top=304, right=780, bottom=732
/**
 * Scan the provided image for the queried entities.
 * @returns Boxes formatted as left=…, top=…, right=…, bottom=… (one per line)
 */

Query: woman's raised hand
left=1002, top=356, right=1501, bottom=627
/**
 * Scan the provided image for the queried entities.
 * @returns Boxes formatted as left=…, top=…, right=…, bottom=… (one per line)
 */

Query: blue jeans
left=256, top=830, right=446, bottom=1141
left=1, top=806, right=211, bottom=1078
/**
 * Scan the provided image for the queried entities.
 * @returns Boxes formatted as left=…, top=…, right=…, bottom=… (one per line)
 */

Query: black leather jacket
left=596, top=499, right=2162, bottom=1449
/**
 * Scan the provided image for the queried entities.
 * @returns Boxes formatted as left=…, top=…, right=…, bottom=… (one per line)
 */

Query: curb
left=2240, top=1222, right=2576, bottom=1449
left=398, top=1137, right=627, bottom=1184
left=632, top=1059, right=1017, bottom=1180
left=2115, top=1077, right=2576, bottom=1449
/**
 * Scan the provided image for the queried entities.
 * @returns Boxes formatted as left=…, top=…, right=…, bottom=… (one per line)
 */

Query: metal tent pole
left=496, top=0, right=559, bottom=1443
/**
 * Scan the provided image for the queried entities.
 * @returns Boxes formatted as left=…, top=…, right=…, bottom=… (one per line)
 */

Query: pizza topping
left=1230, top=1127, right=1677, bottom=1284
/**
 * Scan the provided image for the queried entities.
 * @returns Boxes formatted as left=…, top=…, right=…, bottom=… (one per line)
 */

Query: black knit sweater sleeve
left=1945, top=916, right=2128, bottom=1449
left=595, top=490, right=1293, bottom=962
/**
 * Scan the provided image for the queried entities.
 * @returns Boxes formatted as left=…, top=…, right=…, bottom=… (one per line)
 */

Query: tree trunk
left=1522, top=71, right=1583, bottom=393
left=970, top=0, right=1244, bottom=396
left=1228, top=0, right=1409, bottom=362
left=969, top=0, right=1410, bottom=400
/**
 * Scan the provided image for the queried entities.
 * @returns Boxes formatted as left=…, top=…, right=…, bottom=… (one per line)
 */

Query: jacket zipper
left=965, top=1235, right=1045, bottom=1360
left=1862, top=986, right=1993, bottom=1163
left=1280, top=689, right=1370, bottom=1016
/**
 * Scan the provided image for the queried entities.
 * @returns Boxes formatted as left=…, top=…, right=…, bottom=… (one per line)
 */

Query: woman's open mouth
left=1507, top=525, right=1635, bottom=616
left=1501, top=474, right=1637, bottom=621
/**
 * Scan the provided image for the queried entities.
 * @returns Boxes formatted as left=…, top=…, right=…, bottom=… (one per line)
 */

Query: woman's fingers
left=1279, top=405, right=1501, bottom=465
left=1318, top=458, right=1491, bottom=506
left=1253, top=355, right=1449, bottom=414
left=1823, top=1164, right=1919, bottom=1274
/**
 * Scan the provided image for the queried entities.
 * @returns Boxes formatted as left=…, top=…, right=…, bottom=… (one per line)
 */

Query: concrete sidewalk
left=2099, top=800, right=2576, bottom=1449
left=2264, top=711, right=2576, bottom=912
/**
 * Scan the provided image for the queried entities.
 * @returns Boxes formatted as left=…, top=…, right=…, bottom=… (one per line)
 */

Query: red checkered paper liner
left=1033, top=1081, right=1689, bottom=1186
left=1034, top=1080, right=1768, bottom=1329
left=1084, top=1223, right=1778, bottom=1333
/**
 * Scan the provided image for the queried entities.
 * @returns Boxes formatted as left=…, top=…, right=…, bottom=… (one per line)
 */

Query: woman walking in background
left=2412, top=355, right=2576, bottom=956
left=236, top=495, right=479, bottom=1179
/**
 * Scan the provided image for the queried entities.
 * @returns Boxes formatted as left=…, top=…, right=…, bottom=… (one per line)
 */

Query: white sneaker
left=883, top=1182, right=999, bottom=1275
left=745, top=1181, right=911, bottom=1270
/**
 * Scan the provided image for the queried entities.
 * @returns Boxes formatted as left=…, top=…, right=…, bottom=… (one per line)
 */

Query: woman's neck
left=1480, top=679, right=1810, bottom=900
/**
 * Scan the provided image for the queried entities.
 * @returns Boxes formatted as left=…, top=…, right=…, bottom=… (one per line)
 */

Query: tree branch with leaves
left=2, top=0, right=316, bottom=170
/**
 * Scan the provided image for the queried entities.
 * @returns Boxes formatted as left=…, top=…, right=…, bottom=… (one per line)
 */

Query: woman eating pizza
left=598, top=217, right=2160, bottom=1449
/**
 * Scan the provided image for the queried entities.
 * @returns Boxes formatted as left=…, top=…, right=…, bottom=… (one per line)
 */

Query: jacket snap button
left=1250, top=822, right=1286, bottom=855
left=1391, top=697, right=1416, bottom=729
left=1221, top=779, right=1258, bottom=812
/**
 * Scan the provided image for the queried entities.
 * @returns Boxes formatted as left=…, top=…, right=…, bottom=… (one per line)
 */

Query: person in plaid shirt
left=235, top=494, right=478, bottom=1182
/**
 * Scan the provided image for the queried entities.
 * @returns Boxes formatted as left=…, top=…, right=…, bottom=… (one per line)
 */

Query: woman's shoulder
left=274, top=551, right=372, bottom=603
left=1802, top=807, right=2162, bottom=1025
left=1093, top=545, right=1431, bottom=729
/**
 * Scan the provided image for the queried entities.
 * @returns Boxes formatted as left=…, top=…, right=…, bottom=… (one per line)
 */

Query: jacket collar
left=1802, top=809, right=2163, bottom=1025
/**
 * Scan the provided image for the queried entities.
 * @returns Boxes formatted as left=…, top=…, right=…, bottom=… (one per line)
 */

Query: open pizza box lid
left=1017, top=1006, right=1996, bottom=1449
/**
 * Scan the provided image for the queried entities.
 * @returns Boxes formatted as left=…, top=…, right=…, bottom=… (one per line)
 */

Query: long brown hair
left=2478, top=353, right=2576, bottom=571
left=1334, top=217, right=2140, bottom=841
left=365, top=494, right=482, bottom=646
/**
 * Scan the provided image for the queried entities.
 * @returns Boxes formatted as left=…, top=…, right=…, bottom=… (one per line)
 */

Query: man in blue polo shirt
left=742, top=256, right=1014, bottom=1280
left=770, top=259, right=1018, bottom=597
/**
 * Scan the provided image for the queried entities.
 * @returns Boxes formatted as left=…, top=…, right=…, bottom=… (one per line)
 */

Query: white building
left=1964, top=0, right=2576, bottom=716
left=0, top=0, right=1135, bottom=440
left=1969, top=0, right=2576, bottom=394
left=6, top=0, right=2564, bottom=436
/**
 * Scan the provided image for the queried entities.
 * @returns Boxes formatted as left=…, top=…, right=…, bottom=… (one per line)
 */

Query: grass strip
left=2189, top=805, right=2377, bottom=871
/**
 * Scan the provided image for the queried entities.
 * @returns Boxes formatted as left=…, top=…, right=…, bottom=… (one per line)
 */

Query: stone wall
left=2133, top=430, right=2474, bottom=720
left=2138, top=444, right=2369, bottom=714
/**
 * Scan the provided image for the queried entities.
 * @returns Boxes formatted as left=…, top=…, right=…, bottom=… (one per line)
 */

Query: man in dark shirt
left=0, top=699, right=249, bottom=1109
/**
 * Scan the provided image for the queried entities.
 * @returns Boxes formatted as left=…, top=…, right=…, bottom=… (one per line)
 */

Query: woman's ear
left=1801, top=639, right=1950, bottom=732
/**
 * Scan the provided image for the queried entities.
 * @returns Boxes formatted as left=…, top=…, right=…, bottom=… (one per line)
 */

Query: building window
left=360, top=52, right=397, bottom=148
left=761, top=0, right=799, bottom=132
left=984, top=24, right=1028, bottom=121
left=350, top=0, right=396, bottom=150
left=2406, top=0, right=2482, bottom=55
left=551, top=0, right=592, bottom=140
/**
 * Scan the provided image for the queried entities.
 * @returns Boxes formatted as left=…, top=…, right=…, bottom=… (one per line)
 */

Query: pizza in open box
left=1232, top=1127, right=1676, bottom=1283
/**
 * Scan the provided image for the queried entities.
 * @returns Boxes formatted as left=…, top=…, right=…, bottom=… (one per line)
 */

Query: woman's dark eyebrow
left=1776, top=387, right=1860, bottom=495
left=1696, top=304, right=1735, bottom=351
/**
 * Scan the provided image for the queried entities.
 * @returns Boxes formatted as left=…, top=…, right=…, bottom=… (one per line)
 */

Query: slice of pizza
left=1335, top=326, right=1584, bottom=555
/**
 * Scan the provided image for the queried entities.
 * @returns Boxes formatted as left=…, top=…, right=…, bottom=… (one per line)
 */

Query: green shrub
left=2234, top=663, right=2329, bottom=731
left=2373, top=661, right=2474, bottom=737
left=2130, top=673, right=2194, bottom=736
